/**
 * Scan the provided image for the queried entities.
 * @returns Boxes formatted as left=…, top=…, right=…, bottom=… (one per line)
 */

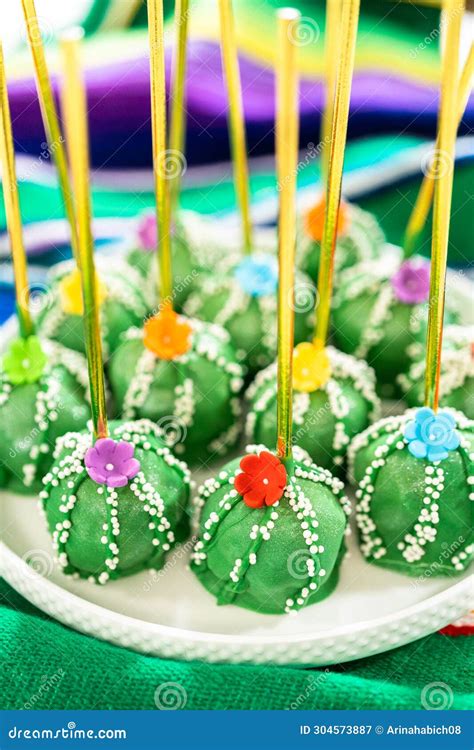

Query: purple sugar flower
left=137, top=212, right=157, bottom=251
left=136, top=211, right=175, bottom=252
left=85, top=438, right=140, bottom=488
left=391, top=259, right=430, bottom=304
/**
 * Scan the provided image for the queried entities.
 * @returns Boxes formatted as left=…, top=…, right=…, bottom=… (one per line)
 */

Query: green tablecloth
left=0, top=579, right=472, bottom=711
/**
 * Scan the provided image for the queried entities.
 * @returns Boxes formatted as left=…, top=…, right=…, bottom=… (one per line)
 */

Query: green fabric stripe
left=3, top=136, right=472, bottom=264
left=82, top=0, right=112, bottom=35
left=0, top=581, right=472, bottom=710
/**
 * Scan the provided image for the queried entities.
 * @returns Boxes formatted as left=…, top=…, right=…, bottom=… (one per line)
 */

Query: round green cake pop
left=36, top=257, right=149, bottom=356
left=331, top=253, right=458, bottom=397
left=191, top=444, right=351, bottom=614
left=348, top=408, right=473, bottom=577
left=245, top=345, right=380, bottom=473
left=41, top=419, right=191, bottom=583
left=0, top=337, right=90, bottom=494
left=183, top=252, right=315, bottom=373
left=297, top=197, right=384, bottom=282
left=398, top=325, right=474, bottom=418
left=109, top=310, right=244, bottom=465
left=126, top=210, right=227, bottom=310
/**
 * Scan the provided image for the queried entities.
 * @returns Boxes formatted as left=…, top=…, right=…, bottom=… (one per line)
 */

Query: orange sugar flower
left=143, top=308, right=192, bottom=360
left=293, top=339, right=331, bottom=393
left=304, top=197, right=349, bottom=242
left=59, top=268, right=107, bottom=316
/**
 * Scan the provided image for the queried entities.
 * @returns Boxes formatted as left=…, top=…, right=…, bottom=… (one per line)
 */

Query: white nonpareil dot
left=105, top=463, right=114, bottom=471
left=262, top=478, right=269, bottom=485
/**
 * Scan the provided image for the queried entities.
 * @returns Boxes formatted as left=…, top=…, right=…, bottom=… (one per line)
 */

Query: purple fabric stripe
left=8, top=40, right=474, bottom=169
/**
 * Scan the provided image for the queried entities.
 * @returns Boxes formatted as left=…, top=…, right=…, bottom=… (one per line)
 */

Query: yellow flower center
left=59, top=269, right=107, bottom=316
left=293, top=340, right=331, bottom=393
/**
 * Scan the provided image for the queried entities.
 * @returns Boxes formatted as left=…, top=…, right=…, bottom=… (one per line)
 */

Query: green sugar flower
left=2, top=335, right=47, bottom=385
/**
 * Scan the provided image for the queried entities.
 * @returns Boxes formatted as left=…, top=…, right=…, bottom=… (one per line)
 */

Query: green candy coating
left=109, top=318, right=244, bottom=466
left=127, top=233, right=197, bottom=311
left=398, top=325, right=474, bottom=418
left=42, top=419, right=191, bottom=583
left=0, top=341, right=90, bottom=495
left=297, top=203, right=384, bottom=283
left=191, top=446, right=350, bottom=614
left=246, top=347, right=380, bottom=474
left=348, top=410, right=473, bottom=577
left=127, top=210, right=232, bottom=311
left=332, top=256, right=458, bottom=398
left=184, top=256, right=314, bottom=374
left=37, top=259, right=149, bottom=355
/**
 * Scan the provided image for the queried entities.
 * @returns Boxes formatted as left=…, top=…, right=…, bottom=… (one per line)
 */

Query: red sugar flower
left=235, top=451, right=287, bottom=508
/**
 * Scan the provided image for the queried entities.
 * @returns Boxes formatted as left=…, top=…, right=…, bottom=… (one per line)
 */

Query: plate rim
left=1, top=540, right=472, bottom=659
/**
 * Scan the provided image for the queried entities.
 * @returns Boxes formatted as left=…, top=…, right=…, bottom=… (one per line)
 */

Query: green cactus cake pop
left=41, top=23, right=192, bottom=584
left=332, top=253, right=458, bottom=397
left=36, top=257, right=149, bottom=356
left=245, top=344, right=380, bottom=473
left=297, top=196, right=384, bottom=282
left=348, top=408, right=473, bottom=576
left=0, top=337, right=90, bottom=494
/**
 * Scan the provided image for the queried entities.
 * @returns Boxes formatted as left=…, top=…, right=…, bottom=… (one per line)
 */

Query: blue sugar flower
left=404, top=407, right=460, bottom=462
left=234, top=254, right=278, bottom=298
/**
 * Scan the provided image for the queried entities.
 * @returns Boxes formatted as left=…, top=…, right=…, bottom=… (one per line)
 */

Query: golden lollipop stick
left=424, top=0, right=465, bottom=411
left=218, top=0, right=253, bottom=254
left=0, top=45, right=34, bottom=339
left=60, top=30, right=108, bottom=440
left=148, top=0, right=173, bottom=307
left=169, top=0, right=190, bottom=215
left=403, top=42, right=473, bottom=258
left=320, top=0, right=343, bottom=185
left=314, top=0, right=360, bottom=347
left=276, top=8, right=300, bottom=462
left=21, top=0, right=79, bottom=264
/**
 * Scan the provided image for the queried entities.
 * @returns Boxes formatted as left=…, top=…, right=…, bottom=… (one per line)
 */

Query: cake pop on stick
left=183, top=0, right=314, bottom=373
left=296, top=0, right=384, bottom=283
left=403, top=43, right=473, bottom=259
left=191, top=9, right=350, bottom=615
left=109, top=0, right=243, bottom=465
left=127, top=0, right=220, bottom=307
left=349, top=0, right=473, bottom=578
left=331, top=37, right=471, bottom=397
left=41, top=30, right=190, bottom=583
left=0, top=42, right=89, bottom=494
left=21, top=0, right=148, bottom=354
left=247, top=0, right=379, bottom=474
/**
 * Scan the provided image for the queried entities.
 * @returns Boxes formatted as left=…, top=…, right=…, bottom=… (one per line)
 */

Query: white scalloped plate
left=0, top=245, right=473, bottom=666
left=1, top=493, right=472, bottom=666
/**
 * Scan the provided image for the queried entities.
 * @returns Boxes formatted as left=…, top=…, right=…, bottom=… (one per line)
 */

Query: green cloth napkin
left=1, top=579, right=472, bottom=710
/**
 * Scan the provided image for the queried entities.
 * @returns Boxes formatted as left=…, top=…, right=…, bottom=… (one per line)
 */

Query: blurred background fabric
left=4, top=0, right=474, bottom=168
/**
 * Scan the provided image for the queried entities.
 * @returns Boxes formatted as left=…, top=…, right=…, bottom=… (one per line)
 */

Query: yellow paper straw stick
left=21, top=0, right=79, bottom=263
left=275, top=8, right=300, bottom=462
left=218, top=0, right=253, bottom=254
left=424, top=0, right=465, bottom=411
left=320, top=0, right=342, bottom=185
left=314, top=0, right=360, bottom=347
left=169, top=0, right=190, bottom=214
left=60, top=30, right=108, bottom=440
left=403, top=42, right=473, bottom=258
left=0, top=45, right=34, bottom=339
left=148, top=0, right=173, bottom=307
